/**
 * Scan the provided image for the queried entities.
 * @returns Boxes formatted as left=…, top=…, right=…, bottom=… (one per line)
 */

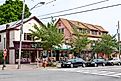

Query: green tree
left=0, top=0, right=31, bottom=25
left=0, top=51, right=3, bottom=64
left=29, top=22, right=64, bottom=50
left=72, top=27, right=90, bottom=56
left=93, top=34, right=118, bottom=57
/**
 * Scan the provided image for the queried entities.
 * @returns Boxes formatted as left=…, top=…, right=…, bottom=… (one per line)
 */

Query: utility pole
left=17, top=0, right=25, bottom=69
left=118, top=21, right=120, bottom=58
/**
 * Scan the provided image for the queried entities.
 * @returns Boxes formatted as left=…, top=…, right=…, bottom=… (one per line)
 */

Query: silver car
left=108, top=58, right=121, bottom=65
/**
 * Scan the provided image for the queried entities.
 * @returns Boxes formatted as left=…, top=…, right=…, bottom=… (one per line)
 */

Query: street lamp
left=2, top=34, right=6, bottom=70
left=30, top=2, right=45, bottom=10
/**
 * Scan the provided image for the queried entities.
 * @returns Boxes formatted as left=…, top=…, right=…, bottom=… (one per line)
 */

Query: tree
left=0, top=51, right=3, bottom=64
left=29, top=22, right=64, bottom=50
left=72, top=27, right=90, bottom=56
left=93, top=34, right=118, bottom=58
left=0, top=0, right=31, bottom=25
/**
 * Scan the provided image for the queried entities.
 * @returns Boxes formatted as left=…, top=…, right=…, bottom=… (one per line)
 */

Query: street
left=0, top=65, right=121, bottom=81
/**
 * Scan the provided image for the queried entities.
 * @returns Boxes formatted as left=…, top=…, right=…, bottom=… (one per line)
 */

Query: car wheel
left=94, top=63, right=98, bottom=67
left=111, top=62, right=114, bottom=66
left=102, top=63, right=105, bottom=66
left=61, top=64, right=64, bottom=68
left=118, top=62, right=121, bottom=66
left=82, top=64, right=86, bottom=68
left=70, top=64, right=74, bottom=68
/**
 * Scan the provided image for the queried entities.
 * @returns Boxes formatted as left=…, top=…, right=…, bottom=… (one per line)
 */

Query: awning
left=54, top=43, right=72, bottom=50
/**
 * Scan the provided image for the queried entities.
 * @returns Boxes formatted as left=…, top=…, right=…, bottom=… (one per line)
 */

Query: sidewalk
left=0, top=64, right=57, bottom=71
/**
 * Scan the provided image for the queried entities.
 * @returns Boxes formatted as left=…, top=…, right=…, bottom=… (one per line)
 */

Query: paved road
left=49, top=66, right=121, bottom=78
left=0, top=65, right=121, bottom=81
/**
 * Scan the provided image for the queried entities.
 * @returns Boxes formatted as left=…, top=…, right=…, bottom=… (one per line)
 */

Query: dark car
left=61, top=58, right=86, bottom=68
left=86, top=58, right=107, bottom=67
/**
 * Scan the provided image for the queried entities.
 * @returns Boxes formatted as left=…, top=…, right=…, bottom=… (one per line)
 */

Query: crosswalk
left=48, top=68, right=121, bottom=78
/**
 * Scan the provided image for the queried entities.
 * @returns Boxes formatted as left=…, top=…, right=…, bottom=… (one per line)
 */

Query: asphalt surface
left=0, top=65, right=121, bottom=81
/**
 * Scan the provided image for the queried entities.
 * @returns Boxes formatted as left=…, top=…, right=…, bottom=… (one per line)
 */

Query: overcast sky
left=1, top=0, right=121, bottom=35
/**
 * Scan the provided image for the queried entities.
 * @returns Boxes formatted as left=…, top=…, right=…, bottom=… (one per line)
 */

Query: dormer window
left=0, top=35, right=1, bottom=42
left=92, top=30, right=97, bottom=35
left=99, top=32, right=101, bottom=35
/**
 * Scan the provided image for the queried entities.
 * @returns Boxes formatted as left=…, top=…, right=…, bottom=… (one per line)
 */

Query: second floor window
left=0, top=35, right=1, bottom=42
left=24, top=33, right=33, bottom=41
left=59, top=28, right=64, bottom=33
left=91, top=30, right=97, bottom=35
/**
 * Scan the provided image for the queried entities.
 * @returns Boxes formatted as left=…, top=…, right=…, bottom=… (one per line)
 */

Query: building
left=0, top=16, right=43, bottom=64
left=56, top=18, right=108, bottom=42
left=56, top=18, right=108, bottom=59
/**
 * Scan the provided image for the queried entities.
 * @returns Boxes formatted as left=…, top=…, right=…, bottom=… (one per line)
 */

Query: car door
left=76, top=58, right=84, bottom=66
left=97, top=59, right=103, bottom=65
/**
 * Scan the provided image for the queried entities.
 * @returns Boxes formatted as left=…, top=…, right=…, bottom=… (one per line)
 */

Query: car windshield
left=92, top=59, right=105, bottom=62
left=68, top=58, right=85, bottom=62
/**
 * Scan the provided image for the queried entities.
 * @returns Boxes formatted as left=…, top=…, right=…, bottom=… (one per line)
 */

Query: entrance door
left=31, top=51, right=36, bottom=62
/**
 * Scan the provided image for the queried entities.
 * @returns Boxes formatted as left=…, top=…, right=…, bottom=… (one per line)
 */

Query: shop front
left=13, top=41, right=43, bottom=64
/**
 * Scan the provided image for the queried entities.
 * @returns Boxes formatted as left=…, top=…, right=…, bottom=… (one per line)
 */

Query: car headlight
left=67, top=62, right=71, bottom=64
left=91, top=62, right=95, bottom=64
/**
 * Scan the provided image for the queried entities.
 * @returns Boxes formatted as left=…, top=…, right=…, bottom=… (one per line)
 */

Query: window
left=79, top=28, right=87, bottom=34
left=87, top=30, right=90, bottom=34
left=91, top=30, right=97, bottom=35
left=0, top=35, right=1, bottom=42
left=59, top=28, right=64, bottom=33
left=58, top=23, right=61, bottom=26
left=24, top=33, right=33, bottom=40
left=99, top=32, right=101, bottom=35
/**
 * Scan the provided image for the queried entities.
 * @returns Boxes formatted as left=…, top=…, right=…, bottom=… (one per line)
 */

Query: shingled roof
left=57, top=18, right=108, bottom=33
left=0, top=16, right=43, bottom=32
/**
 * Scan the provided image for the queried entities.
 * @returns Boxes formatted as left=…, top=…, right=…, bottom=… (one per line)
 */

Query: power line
left=39, top=0, right=109, bottom=17
left=40, top=3, right=121, bottom=20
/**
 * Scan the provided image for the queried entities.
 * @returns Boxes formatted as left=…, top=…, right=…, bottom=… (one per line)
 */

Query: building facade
left=0, top=16, right=43, bottom=64
left=56, top=18, right=108, bottom=59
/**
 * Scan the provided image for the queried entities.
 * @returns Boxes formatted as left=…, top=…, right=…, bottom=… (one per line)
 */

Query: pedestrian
left=43, top=59, right=48, bottom=68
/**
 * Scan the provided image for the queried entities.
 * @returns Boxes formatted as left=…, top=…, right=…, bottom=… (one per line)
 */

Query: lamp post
left=2, top=34, right=6, bottom=70
left=17, top=0, right=25, bottom=69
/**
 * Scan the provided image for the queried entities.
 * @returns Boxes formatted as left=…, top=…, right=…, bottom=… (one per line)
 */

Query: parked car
left=86, top=58, right=107, bottom=67
left=61, top=58, right=86, bottom=68
left=107, top=58, right=121, bottom=66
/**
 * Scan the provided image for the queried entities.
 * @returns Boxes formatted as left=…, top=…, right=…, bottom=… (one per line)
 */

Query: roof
left=69, top=20, right=87, bottom=29
left=94, top=25, right=108, bottom=32
left=0, top=16, right=43, bottom=32
left=82, top=23, right=99, bottom=31
left=58, top=18, right=73, bottom=34
left=57, top=18, right=108, bottom=33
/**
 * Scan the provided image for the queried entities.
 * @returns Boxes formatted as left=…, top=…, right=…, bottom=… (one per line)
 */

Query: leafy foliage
left=93, top=34, right=118, bottom=55
left=29, top=22, right=64, bottom=50
left=0, top=51, right=3, bottom=62
left=0, top=0, right=31, bottom=25
left=72, top=27, right=90, bottom=55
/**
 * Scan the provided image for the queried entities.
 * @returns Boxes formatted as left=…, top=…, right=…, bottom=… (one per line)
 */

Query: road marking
left=48, top=68, right=121, bottom=78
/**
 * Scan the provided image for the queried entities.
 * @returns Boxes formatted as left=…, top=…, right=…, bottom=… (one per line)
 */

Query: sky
left=1, top=0, right=121, bottom=35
